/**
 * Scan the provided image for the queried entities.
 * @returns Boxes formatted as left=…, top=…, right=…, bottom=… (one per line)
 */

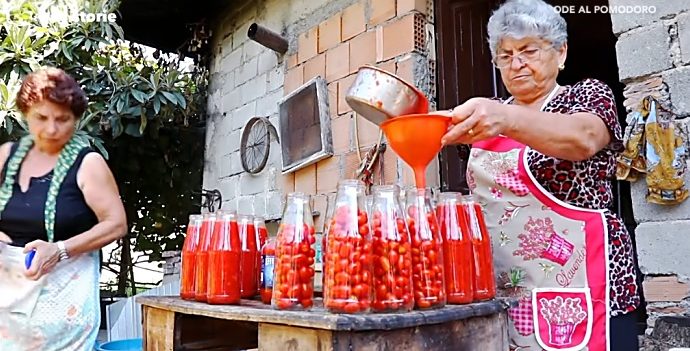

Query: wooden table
left=137, top=296, right=510, bottom=351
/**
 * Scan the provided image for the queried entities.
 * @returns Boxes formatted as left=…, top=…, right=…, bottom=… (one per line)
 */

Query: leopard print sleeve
left=568, top=78, right=624, bottom=152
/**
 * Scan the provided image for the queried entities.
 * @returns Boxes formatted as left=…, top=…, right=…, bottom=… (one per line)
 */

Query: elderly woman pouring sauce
left=436, top=0, right=639, bottom=350
left=0, top=67, right=127, bottom=350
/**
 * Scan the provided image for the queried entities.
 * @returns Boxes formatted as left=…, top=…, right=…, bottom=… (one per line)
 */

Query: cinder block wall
left=609, top=0, right=690, bottom=341
left=203, top=0, right=438, bottom=231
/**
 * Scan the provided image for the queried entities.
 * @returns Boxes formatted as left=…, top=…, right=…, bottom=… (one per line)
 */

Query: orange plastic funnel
left=380, top=114, right=451, bottom=188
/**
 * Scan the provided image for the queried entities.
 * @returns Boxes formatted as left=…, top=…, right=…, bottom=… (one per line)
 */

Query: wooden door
left=435, top=0, right=504, bottom=192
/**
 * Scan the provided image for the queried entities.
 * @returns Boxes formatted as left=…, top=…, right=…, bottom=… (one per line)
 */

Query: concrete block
left=243, top=41, right=263, bottom=63
left=267, top=66, right=284, bottom=93
left=226, top=130, right=241, bottom=154
left=680, top=13, right=690, bottom=65
left=220, top=153, right=243, bottom=178
left=616, top=23, right=672, bottom=81
left=218, top=175, right=240, bottom=204
left=265, top=191, right=285, bottom=219
left=237, top=195, right=255, bottom=214
left=241, top=75, right=268, bottom=104
left=240, top=172, right=267, bottom=195
left=221, top=48, right=243, bottom=73
left=253, top=194, right=267, bottom=217
left=636, top=220, right=690, bottom=278
left=220, top=71, right=236, bottom=97
left=232, top=101, right=257, bottom=131
left=236, top=56, right=259, bottom=85
left=663, top=66, right=690, bottom=115
left=255, top=89, right=281, bottom=118
left=222, top=88, right=241, bottom=112
left=609, top=0, right=690, bottom=34
left=258, top=50, right=279, bottom=75
left=221, top=198, right=238, bottom=214
left=233, top=19, right=255, bottom=51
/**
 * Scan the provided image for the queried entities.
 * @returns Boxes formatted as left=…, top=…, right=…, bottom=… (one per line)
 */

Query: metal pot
left=345, top=65, right=428, bottom=126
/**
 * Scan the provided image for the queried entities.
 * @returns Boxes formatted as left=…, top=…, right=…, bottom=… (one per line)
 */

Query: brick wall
left=204, top=0, right=439, bottom=228
left=609, top=0, right=690, bottom=344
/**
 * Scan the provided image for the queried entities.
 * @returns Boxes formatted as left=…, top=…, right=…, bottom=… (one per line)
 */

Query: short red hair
left=16, top=67, right=87, bottom=118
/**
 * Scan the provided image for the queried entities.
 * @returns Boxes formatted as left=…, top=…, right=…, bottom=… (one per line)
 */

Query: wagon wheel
left=240, top=117, right=277, bottom=174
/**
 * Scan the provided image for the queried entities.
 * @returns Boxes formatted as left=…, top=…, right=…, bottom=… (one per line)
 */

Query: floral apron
left=468, top=87, right=609, bottom=350
left=0, top=246, right=100, bottom=351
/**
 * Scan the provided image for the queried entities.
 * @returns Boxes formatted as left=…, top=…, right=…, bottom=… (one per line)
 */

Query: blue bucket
left=96, top=338, right=142, bottom=351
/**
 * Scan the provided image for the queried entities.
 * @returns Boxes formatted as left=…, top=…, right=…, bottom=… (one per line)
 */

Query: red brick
left=287, top=54, right=298, bottom=69
left=376, top=59, right=396, bottom=75
left=326, top=42, right=350, bottom=82
left=369, top=0, right=396, bottom=26
left=278, top=172, right=295, bottom=193
left=343, top=150, right=362, bottom=179
left=337, top=74, right=356, bottom=115
left=354, top=113, right=382, bottom=148
left=349, top=31, right=376, bottom=73
left=330, top=115, right=351, bottom=153
left=328, top=82, right=338, bottom=119
left=397, top=0, right=427, bottom=15
left=381, top=148, right=399, bottom=184
left=284, top=66, right=304, bottom=95
left=396, top=54, right=415, bottom=83
left=294, top=164, right=317, bottom=195
left=316, top=156, right=341, bottom=194
left=382, top=15, right=417, bottom=61
left=643, top=276, right=690, bottom=302
left=318, top=15, right=342, bottom=53
left=375, top=26, right=384, bottom=62
left=297, top=27, right=318, bottom=63
left=304, top=53, right=326, bottom=81
left=342, top=2, right=366, bottom=41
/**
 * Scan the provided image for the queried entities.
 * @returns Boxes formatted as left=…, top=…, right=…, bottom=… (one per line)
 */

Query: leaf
left=175, top=93, right=187, bottom=109
left=160, top=91, right=177, bottom=105
left=153, top=96, right=161, bottom=115
left=110, top=116, right=123, bottom=138
left=131, top=89, right=147, bottom=103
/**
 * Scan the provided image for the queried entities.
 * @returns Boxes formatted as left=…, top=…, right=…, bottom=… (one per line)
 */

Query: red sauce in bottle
left=180, top=214, right=202, bottom=300
left=208, top=212, right=241, bottom=304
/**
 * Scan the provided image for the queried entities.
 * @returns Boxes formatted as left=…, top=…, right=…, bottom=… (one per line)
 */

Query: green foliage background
left=0, top=0, right=208, bottom=295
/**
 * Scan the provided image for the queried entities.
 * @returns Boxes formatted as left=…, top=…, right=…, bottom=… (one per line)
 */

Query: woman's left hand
left=437, top=97, right=512, bottom=145
left=23, top=240, right=60, bottom=280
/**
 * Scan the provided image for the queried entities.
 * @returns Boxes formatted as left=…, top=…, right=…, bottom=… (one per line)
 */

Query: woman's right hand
left=0, top=231, right=12, bottom=243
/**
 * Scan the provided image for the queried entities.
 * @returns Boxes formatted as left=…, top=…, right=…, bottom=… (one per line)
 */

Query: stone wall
left=609, top=0, right=690, bottom=343
left=203, top=0, right=438, bottom=231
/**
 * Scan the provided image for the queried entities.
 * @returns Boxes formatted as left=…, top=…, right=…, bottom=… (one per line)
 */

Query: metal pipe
left=247, top=23, right=288, bottom=54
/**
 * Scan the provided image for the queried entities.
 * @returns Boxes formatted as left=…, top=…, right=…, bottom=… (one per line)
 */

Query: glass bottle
left=323, top=179, right=373, bottom=314
left=370, top=185, right=414, bottom=313
left=180, top=214, right=202, bottom=300
left=239, top=214, right=258, bottom=298
left=207, top=211, right=241, bottom=304
left=405, top=188, right=446, bottom=310
left=194, top=212, right=217, bottom=302
left=260, top=237, right=276, bottom=304
left=436, top=193, right=474, bottom=304
left=255, top=216, right=268, bottom=291
left=460, top=196, right=497, bottom=301
left=272, top=192, right=316, bottom=310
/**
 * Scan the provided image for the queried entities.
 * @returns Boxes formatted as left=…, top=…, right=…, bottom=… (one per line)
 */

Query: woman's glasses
left=492, top=47, right=547, bottom=68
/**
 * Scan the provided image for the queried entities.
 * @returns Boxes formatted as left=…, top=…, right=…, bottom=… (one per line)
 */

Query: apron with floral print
left=467, top=88, right=609, bottom=350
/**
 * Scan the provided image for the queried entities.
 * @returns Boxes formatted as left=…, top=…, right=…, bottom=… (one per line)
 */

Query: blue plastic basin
left=96, top=338, right=142, bottom=351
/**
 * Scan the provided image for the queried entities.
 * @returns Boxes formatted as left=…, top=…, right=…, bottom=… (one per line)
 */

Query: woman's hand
left=0, top=231, right=11, bottom=243
left=23, top=240, right=60, bottom=280
left=435, top=98, right=513, bottom=145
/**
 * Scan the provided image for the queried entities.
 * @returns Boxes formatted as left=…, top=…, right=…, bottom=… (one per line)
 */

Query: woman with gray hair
left=437, top=0, right=638, bottom=349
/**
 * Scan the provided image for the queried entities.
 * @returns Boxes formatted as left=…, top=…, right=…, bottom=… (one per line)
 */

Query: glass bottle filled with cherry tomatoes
left=180, top=214, right=202, bottom=300
left=208, top=211, right=242, bottom=304
left=260, top=237, right=276, bottom=304
left=323, top=179, right=373, bottom=314
left=405, top=188, right=446, bottom=310
left=272, top=192, right=317, bottom=310
left=370, top=185, right=414, bottom=313
left=195, top=212, right=218, bottom=302
left=238, top=214, right=259, bottom=299
left=436, top=193, right=474, bottom=304
left=460, top=196, right=496, bottom=301
left=255, top=216, right=268, bottom=292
